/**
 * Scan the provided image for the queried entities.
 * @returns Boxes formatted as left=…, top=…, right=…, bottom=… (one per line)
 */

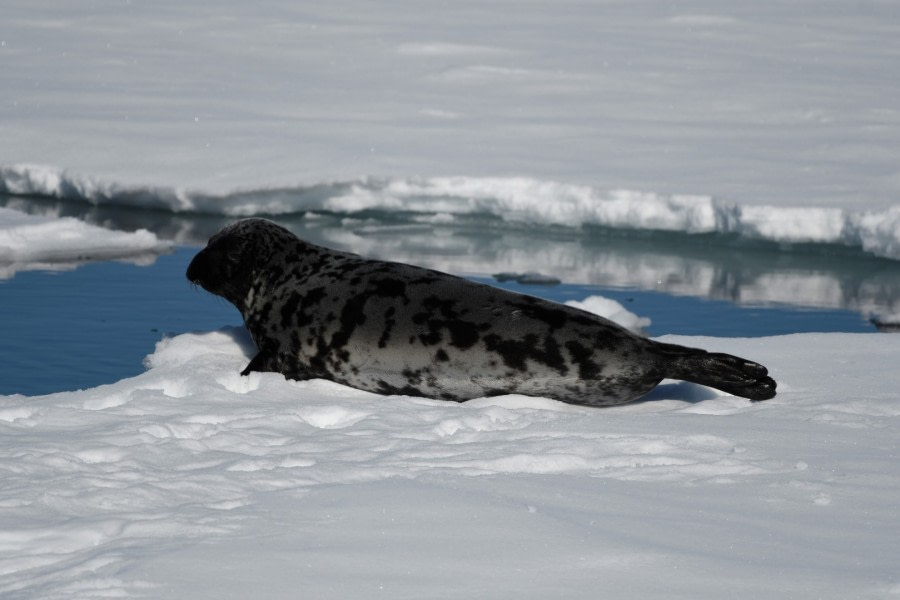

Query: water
left=3, top=195, right=898, bottom=396
left=0, top=245, right=876, bottom=397
left=0, top=248, right=240, bottom=396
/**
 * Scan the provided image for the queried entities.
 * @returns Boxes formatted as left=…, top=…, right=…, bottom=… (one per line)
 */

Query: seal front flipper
left=241, top=347, right=277, bottom=376
left=241, top=345, right=312, bottom=381
left=240, top=341, right=286, bottom=376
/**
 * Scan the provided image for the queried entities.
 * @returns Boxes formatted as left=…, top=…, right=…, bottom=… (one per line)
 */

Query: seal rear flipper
left=656, top=342, right=777, bottom=401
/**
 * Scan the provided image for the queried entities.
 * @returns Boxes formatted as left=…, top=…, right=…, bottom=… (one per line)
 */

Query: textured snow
left=2, top=1, right=900, bottom=597
left=1, top=329, right=898, bottom=598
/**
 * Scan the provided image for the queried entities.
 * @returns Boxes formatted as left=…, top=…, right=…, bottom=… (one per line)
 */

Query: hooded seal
left=187, top=219, right=776, bottom=407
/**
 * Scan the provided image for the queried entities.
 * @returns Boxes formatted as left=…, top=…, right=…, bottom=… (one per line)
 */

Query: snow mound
left=565, top=295, right=651, bottom=333
left=2, top=329, right=899, bottom=597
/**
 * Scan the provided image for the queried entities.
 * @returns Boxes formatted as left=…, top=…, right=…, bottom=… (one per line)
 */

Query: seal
left=186, top=219, right=776, bottom=407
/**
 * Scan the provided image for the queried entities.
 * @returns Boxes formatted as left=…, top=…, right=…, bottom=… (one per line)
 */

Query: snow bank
left=6, top=165, right=900, bottom=260
left=1, top=328, right=898, bottom=598
left=0, top=207, right=172, bottom=279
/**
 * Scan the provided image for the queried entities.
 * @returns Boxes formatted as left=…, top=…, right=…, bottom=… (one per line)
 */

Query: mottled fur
left=187, top=219, right=776, bottom=407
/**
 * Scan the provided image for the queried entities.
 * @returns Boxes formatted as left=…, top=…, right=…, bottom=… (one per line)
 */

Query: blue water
left=0, top=247, right=874, bottom=397
left=1, top=249, right=240, bottom=396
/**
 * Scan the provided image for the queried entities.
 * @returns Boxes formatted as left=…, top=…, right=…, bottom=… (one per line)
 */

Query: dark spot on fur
left=565, top=340, right=601, bottom=380
left=418, top=324, right=443, bottom=346
left=435, top=348, right=450, bottom=362
left=483, top=333, right=569, bottom=375
left=371, top=278, right=407, bottom=298
left=541, top=335, right=566, bottom=372
left=314, top=296, right=368, bottom=366
left=402, top=368, right=424, bottom=385
left=268, top=264, right=284, bottom=281
left=423, top=296, right=460, bottom=319
left=410, top=300, right=480, bottom=349
left=483, top=334, right=528, bottom=372
left=378, top=306, right=397, bottom=348
left=259, top=300, right=274, bottom=324
left=308, top=351, right=327, bottom=374
left=409, top=275, right=441, bottom=285
left=305, top=287, right=327, bottom=305
left=446, top=321, right=480, bottom=349
left=376, top=380, right=424, bottom=397
left=279, top=292, right=302, bottom=328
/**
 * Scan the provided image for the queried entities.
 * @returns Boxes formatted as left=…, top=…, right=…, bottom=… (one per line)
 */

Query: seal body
left=187, top=219, right=776, bottom=407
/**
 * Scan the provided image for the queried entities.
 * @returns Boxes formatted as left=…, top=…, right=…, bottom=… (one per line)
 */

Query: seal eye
left=226, top=249, right=243, bottom=265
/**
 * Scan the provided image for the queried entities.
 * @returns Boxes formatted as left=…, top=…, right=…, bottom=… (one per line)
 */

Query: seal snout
left=186, top=249, right=208, bottom=286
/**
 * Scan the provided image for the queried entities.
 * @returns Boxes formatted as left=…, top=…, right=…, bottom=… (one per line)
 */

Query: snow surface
left=565, top=295, right=651, bottom=333
left=1, top=329, right=898, bottom=598
left=2, top=1, right=900, bottom=597
left=3, top=0, right=900, bottom=257
left=0, top=207, right=171, bottom=279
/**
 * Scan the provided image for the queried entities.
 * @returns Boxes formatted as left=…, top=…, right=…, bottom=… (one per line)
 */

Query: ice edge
left=3, top=163, right=899, bottom=260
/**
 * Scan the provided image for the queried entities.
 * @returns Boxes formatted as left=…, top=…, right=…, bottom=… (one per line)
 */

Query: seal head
left=187, top=219, right=280, bottom=309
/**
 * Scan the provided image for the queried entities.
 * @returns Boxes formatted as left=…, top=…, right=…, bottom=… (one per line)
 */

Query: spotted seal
left=186, top=219, right=776, bottom=407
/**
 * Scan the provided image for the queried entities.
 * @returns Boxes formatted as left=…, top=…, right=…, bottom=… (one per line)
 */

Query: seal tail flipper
left=655, top=342, right=777, bottom=401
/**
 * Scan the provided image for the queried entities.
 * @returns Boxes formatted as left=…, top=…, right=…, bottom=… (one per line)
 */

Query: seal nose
left=186, top=250, right=206, bottom=285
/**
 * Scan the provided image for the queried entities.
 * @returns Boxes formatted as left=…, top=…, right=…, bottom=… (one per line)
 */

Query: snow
left=6, top=167, right=900, bottom=259
left=2, top=0, right=900, bottom=597
left=0, top=207, right=171, bottom=279
left=565, top=295, right=651, bottom=333
left=2, top=0, right=900, bottom=257
left=1, top=328, right=898, bottom=598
